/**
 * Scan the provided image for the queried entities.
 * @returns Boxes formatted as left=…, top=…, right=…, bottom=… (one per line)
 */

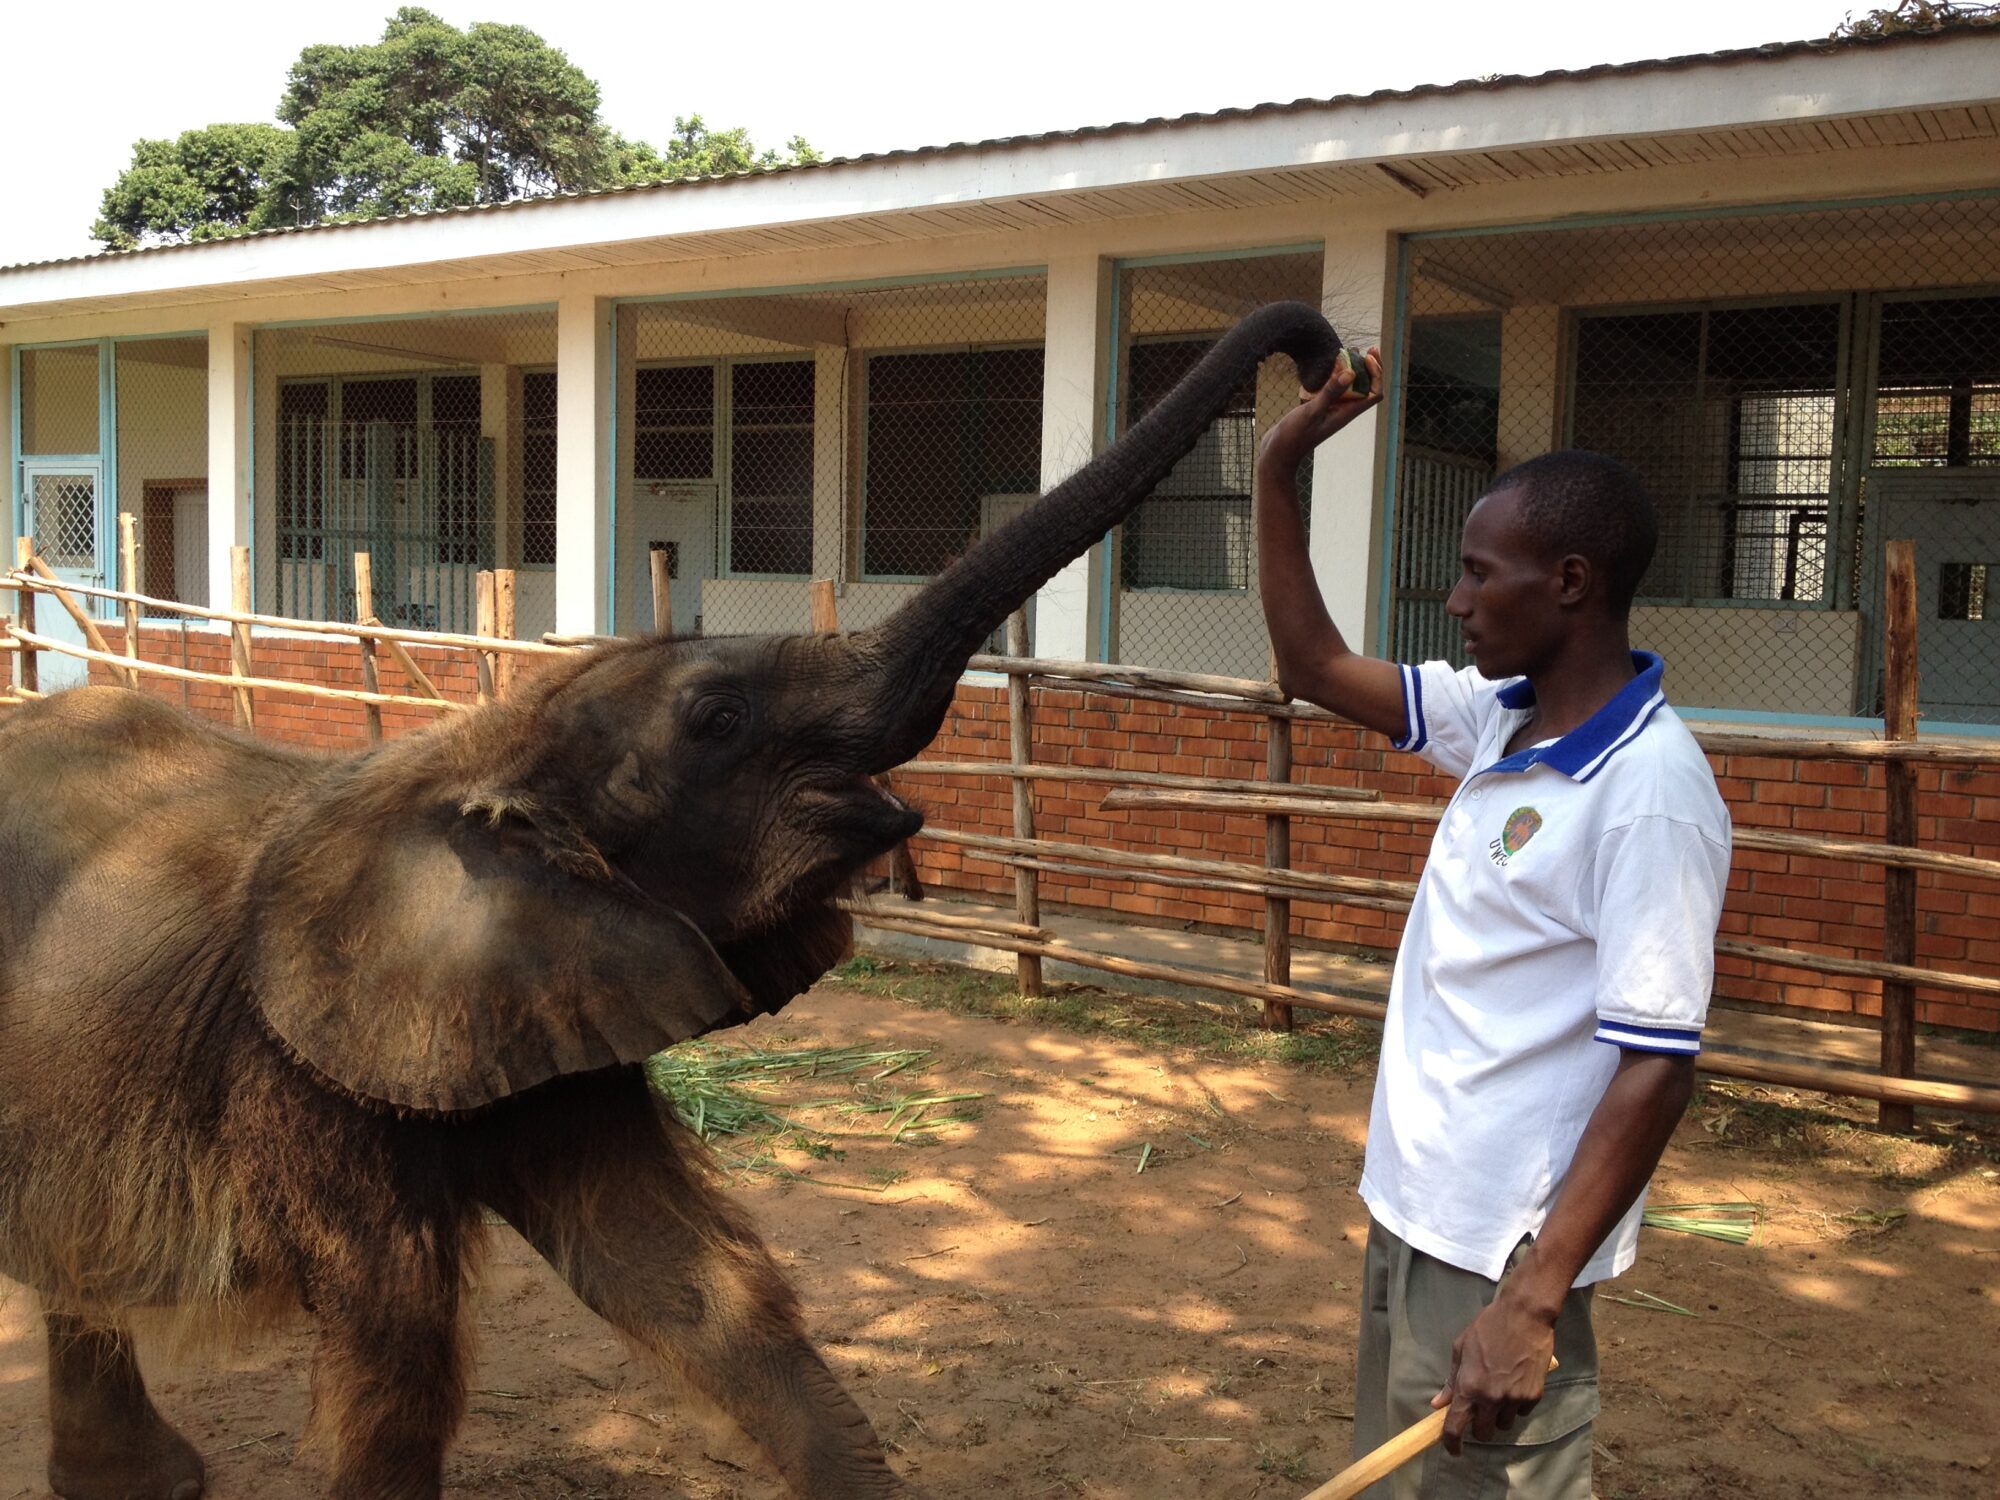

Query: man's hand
left=1431, top=1287, right=1557, bottom=1455
left=1256, top=345, right=1383, bottom=476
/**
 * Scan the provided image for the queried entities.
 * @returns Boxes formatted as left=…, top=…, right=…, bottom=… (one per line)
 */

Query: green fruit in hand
left=1345, top=345, right=1372, bottom=399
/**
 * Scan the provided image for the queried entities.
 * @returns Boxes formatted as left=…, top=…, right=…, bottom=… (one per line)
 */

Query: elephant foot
left=44, top=1313, right=205, bottom=1500
left=48, top=1415, right=205, bottom=1500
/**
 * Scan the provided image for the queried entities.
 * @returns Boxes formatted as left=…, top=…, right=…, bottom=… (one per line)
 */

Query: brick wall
left=69, top=630, right=2000, bottom=1034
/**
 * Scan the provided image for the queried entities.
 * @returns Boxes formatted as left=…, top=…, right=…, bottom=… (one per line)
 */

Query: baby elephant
left=0, top=299, right=1341, bottom=1497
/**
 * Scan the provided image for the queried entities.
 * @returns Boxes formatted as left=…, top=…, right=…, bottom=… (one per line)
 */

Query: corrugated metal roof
left=2, top=20, right=1993, bottom=279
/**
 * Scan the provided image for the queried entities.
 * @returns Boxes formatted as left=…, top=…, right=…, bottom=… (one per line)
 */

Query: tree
left=93, top=8, right=818, bottom=249
left=1833, top=1, right=2000, bottom=36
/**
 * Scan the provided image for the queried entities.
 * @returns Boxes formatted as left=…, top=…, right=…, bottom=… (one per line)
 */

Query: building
left=9, top=24, right=2000, bottom=1031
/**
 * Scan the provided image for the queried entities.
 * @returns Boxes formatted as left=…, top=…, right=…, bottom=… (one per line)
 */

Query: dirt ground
left=3, top=965, right=1996, bottom=1500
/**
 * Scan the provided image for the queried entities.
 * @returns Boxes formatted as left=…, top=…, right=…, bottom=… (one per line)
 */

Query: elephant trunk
left=848, top=300, right=1341, bottom=773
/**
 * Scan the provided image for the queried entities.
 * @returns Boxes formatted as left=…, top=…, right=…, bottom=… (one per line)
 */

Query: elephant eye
left=688, top=697, right=744, bottom=742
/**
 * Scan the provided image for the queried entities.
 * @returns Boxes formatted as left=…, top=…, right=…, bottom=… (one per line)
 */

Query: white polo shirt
left=1357, top=651, right=1731, bottom=1285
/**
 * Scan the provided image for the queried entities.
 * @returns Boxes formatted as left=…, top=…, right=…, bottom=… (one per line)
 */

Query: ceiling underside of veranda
left=12, top=103, right=2000, bottom=323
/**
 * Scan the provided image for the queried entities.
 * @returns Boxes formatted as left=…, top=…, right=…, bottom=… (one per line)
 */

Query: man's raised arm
left=1253, top=348, right=1409, bottom=740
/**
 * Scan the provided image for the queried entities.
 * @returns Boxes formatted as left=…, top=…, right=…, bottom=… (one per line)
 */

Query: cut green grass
left=1642, top=1201, right=1764, bottom=1246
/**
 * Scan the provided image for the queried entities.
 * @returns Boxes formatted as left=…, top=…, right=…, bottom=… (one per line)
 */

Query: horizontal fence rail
left=7, top=544, right=1997, bottom=1120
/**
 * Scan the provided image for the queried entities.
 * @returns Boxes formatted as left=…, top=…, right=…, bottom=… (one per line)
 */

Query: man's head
left=1446, top=450, right=1658, bottom=680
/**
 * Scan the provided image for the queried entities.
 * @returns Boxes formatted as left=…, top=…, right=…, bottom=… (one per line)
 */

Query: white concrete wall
left=18, top=344, right=98, bottom=455
left=1634, top=605, right=1863, bottom=716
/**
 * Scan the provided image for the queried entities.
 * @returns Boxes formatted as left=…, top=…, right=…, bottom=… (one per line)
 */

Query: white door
left=624, top=482, right=717, bottom=636
left=1862, top=469, right=2000, bottom=725
left=22, top=461, right=105, bottom=689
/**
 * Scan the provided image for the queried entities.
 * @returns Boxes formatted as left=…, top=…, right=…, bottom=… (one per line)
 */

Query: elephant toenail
left=170, top=1482, right=202, bottom=1500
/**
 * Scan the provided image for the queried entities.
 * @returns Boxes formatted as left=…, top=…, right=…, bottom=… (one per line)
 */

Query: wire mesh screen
left=1109, top=250, right=1325, bottom=679
left=116, top=337, right=210, bottom=607
left=16, top=338, right=209, bottom=609
left=253, top=307, right=558, bottom=637
left=1393, top=195, right=2000, bottom=723
left=613, top=275, right=1047, bottom=639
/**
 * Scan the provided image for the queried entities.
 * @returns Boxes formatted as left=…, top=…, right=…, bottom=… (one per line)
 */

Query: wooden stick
left=965, top=652, right=1289, bottom=704
left=493, top=568, right=517, bottom=698
left=896, top=760, right=1381, bottom=803
left=229, top=546, right=255, bottom=731
left=16, top=548, right=38, bottom=700
left=1103, top=787, right=1444, bottom=824
left=1, top=572, right=569, bottom=656
left=1302, top=1409, right=1448, bottom=1500
left=1302, top=1361, right=1558, bottom=1500
left=923, top=827, right=1421, bottom=903
left=1005, top=856, right=1413, bottom=914
left=651, top=546, right=674, bottom=635
left=365, top=623, right=446, bottom=702
left=117, top=513, right=141, bottom=689
left=809, top=579, right=838, bottom=634
left=8, top=628, right=463, bottom=712
left=1731, top=827, right=2000, bottom=883
left=353, top=554, right=384, bottom=745
left=475, top=571, right=497, bottom=706
left=1691, top=730, right=2000, bottom=767
left=835, top=899, right=1045, bottom=940
left=1264, top=659, right=1294, bottom=1033
left=1007, top=608, right=1042, bottom=998
left=25, top=556, right=119, bottom=665
left=849, top=911, right=1391, bottom=1023
left=1715, top=937, right=2000, bottom=997
left=1880, top=538, right=1919, bottom=1133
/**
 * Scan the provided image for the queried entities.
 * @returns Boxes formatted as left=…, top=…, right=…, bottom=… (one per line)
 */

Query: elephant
left=0, top=301, right=1340, bottom=1500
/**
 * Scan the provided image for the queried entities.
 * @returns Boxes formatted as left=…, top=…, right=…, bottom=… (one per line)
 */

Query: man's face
left=1444, top=486, right=1567, bottom=680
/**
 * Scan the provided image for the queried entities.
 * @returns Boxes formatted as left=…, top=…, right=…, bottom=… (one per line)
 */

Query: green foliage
left=93, top=7, right=818, bottom=249
left=1833, top=1, right=2000, bottom=37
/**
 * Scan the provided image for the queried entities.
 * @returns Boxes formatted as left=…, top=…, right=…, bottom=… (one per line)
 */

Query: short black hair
left=1488, top=449, right=1659, bottom=614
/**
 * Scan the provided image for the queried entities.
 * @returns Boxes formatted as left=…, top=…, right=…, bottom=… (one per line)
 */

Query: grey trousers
left=1353, top=1219, right=1600, bottom=1500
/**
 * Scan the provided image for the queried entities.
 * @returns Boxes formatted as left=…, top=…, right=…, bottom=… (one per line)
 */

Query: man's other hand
left=1430, top=1292, right=1557, bottom=1456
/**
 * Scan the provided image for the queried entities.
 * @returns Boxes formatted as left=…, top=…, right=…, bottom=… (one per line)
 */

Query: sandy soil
left=3, top=978, right=1996, bottom=1500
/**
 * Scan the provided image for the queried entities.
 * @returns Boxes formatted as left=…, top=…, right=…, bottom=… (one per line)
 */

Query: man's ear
left=1557, top=552, right=1594, bottom=607
left=248, top=785, right=753, bottom=1114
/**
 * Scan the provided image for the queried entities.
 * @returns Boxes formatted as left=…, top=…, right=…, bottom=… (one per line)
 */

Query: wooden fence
left=6, top=529, right=1997, bottom=1123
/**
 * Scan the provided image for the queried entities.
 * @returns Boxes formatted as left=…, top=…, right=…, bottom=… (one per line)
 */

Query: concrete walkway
left=853, top=891, right=2000, bottom=1092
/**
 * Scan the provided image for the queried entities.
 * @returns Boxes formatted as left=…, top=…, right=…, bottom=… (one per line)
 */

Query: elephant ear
left=247, top=799, right=754, bottom=1114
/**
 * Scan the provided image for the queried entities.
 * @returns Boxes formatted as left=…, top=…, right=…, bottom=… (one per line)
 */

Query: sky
left=1, top=0, right=1861, bottom=270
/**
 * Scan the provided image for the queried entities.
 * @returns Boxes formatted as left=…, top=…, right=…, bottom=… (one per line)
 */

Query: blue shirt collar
left=1480, top=651, right=1668, bottom=783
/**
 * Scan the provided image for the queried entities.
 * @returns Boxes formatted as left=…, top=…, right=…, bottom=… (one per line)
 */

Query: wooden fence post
left=11, top=539, right=34, bottom=693
left=475, top=571, right=497, bottom=706
left=494, top=568, right=517, bottom=698
left=1264, top=688, right=1295, bottom=1033
left=1880, top=538, right=1920, bottom=1132
left=811, top=579, right=925, bottom=903
left=651, top=544, right=674, bottom=635
left=117, top=513, right=141, bottom=689
left=1007, top=608, right=1042, bottom=998
left=229, top=546, right=255, bottom=731
left=353, top=552, right=383, bottom=745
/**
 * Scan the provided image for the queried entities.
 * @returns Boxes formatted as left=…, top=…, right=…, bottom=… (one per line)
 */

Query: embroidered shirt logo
left=1489, top=806, right=1543, bottom=867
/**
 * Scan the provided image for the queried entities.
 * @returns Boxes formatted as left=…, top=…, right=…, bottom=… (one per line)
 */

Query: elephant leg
left=477, top=1072, right=903, bottom=1499
left=45, top=1312, right=205, bottom=1500
left=304, top=1269, right=467, bottom=1500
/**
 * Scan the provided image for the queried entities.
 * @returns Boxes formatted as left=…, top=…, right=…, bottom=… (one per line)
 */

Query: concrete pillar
left=1496, top=305, right=1563, bottom=471
left=810, top=343, right=847, bottom=585
left=555, top=294, right=613, bottom=635
left=207, top=322, right=252, bottom=613
left=481, top=363, right=518, bottom=568
left=1035, top=253, right=1113, bottom=661
left=1309, top=224, right=1396, bottom=655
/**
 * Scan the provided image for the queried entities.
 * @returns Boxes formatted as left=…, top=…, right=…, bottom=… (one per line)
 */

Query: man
left=1254, top=350, right=1731, bottom=1497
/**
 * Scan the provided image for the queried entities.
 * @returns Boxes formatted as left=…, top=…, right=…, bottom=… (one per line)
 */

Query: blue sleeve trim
left=1595, top=1019, right=1702, bottom=1056
left=1390, top=664, right=1427, bottom=753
